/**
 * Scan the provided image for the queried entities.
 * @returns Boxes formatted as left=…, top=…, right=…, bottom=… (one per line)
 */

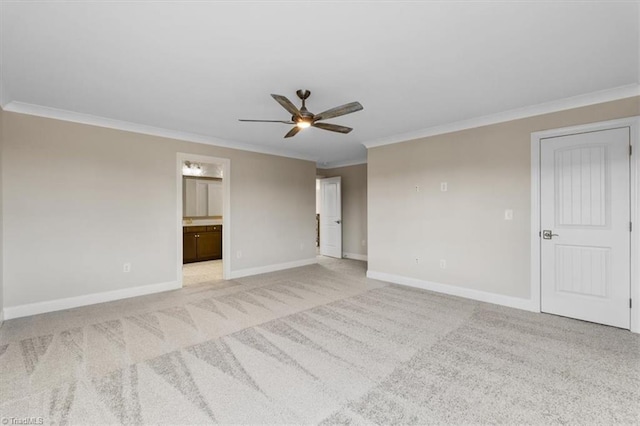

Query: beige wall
left=2, top=112, right=316, bottom=308
left=317, top=164, right=367, bottom=258
left=368, top=96, right=640, bottom=299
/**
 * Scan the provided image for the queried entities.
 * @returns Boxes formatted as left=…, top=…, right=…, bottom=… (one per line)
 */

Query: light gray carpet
left=1, top=257, right=638, bottom=424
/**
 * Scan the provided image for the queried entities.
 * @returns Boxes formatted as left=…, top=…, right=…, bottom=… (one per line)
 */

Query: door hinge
left=631, top=222, right=633, bottom=232
left=630, top=145, right=633, bottom=156
left=630, top=299, right=633, bottom=309
left=539, top=231, right=542, bottom=238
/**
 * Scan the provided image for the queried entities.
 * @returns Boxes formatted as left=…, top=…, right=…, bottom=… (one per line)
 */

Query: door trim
left=176, top=153, right=231, bottom=283
left=530, top=116, right=640, bottom=333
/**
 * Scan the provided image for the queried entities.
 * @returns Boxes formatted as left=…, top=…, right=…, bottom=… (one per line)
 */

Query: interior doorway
left=316, top=178, right=321, bottom=253
left=177, top=153, right=231, bottom=287
left=540, top=127, right=630, bottom=328
left=531, top=117, right=639, bottom=332
left=318, top=176, right=342, bottom=258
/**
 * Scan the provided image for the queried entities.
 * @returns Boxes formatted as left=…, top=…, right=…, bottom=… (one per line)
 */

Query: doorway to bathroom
left=177, top=153, right=231, bottom=287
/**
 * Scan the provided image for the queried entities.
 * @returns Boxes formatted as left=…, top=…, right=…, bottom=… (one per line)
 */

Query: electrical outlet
left=361, top=239, right=366, bottom=247
left=439, top=259, right=447, bottom=269
left=236, top=250, right=242, bottom=259
left=440, top=182, right=448, bottom=192
left=123, top=263, right=131, bottom=273
left=504, top=209, right=513, bottom=220
left=415, top=185, right=420, bottom=193
left=415, top=257, right=420, bottom=264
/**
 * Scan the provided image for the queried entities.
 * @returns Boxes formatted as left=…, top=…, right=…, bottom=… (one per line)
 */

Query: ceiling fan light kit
left=239, top=89, right=363, bottom=138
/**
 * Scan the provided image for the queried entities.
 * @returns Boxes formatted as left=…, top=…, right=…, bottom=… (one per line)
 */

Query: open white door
left=540, top=127, right=631, bottom=329
left=320, top=177, right=342, bottom=258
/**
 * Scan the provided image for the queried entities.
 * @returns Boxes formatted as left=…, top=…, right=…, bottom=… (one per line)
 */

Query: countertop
left=183, top=219, right=223, bottom=227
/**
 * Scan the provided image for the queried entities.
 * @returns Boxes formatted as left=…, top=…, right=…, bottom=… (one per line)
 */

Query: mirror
left=182, top=161, right=223, bottom=219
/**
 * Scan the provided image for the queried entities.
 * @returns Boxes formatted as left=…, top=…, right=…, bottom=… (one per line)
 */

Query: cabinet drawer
left=184, top=226, right=207, bottom=233
left=206, top=225, right=222, bottom=232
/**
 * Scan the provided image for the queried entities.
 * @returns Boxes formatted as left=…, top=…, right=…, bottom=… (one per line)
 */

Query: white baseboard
left=343, top=253, right=368, bottom=261
left=3, top=280, right=181, bottom=320
left=230, top=258, right=317, bottom=279
left=366, top=270, right=538, bottom=312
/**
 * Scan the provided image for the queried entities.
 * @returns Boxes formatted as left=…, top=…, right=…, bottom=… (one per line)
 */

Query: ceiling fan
left=239, top=90, right=363, bottom=138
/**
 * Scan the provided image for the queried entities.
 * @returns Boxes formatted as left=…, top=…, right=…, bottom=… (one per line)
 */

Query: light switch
left=504, top=209, right=513, bottom=220
left=440, top=182, right=448, bottom=192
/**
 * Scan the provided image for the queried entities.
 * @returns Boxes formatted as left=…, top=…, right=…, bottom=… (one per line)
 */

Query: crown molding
left=4, top=82, right=638, bottom=163
left=362, top=83, right=640, bottom=149
left=2, top=101, right=317, bottom=162
left=316, top=158, right=367, bottom=169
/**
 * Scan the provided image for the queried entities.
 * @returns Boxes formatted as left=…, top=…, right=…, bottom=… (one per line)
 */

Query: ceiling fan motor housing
left=295, top=110, right=314, bottom=123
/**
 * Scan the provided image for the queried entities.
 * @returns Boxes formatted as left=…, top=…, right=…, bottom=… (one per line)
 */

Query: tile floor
left=182, top=260, right=223, bottom=286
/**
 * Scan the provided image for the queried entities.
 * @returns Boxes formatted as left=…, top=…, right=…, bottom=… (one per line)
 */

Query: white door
left=320, top=177, right=342, bottom=258
left=540, top=127, right=631, bottom=329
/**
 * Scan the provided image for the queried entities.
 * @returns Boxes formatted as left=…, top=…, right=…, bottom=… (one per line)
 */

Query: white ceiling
left=2, top=1, right=639, bottom=167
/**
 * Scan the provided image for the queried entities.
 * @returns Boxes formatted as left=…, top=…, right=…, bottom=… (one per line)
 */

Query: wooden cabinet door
left=197, top=231, right=221, bottom=260
left=183, top=233, right=198, bottom=263
left=212, top=231, right=222, bottom=259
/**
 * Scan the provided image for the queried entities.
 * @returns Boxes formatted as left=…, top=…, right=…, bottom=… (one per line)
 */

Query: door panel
left=554, top=245, right=609, bottom=297
left=198, top=232, right=221, bottom=260
left=556, top=145, right=606, bottom=226
left=540, top=127, right=630, bottom=329
left=183, top=234, right=198, bottom=263
left=320, top=177, right=342, bottom=258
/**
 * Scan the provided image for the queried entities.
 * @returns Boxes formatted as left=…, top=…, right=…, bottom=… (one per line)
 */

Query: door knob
left=335, top=220, right=341, bottom=224
left=542, top=230, right=559, bottom=240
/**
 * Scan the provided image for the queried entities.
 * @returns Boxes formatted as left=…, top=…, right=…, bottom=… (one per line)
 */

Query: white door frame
left=530, top=116, right=640, bottom=333
left=177, top=153, right=231, bottom=283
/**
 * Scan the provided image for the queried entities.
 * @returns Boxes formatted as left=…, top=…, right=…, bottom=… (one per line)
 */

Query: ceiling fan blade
left=239, top=119, right=294, bottom=124
left=312, top=122, right=353, bottom=134
left=271, top=94, right=301, bottom=117
left=284, top=126, right=302, bottom=138
left=313, top=101, right=363, bottom=121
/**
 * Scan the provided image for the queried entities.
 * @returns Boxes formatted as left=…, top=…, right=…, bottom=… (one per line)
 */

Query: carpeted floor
left=1, top=257, right=638, bottom=424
